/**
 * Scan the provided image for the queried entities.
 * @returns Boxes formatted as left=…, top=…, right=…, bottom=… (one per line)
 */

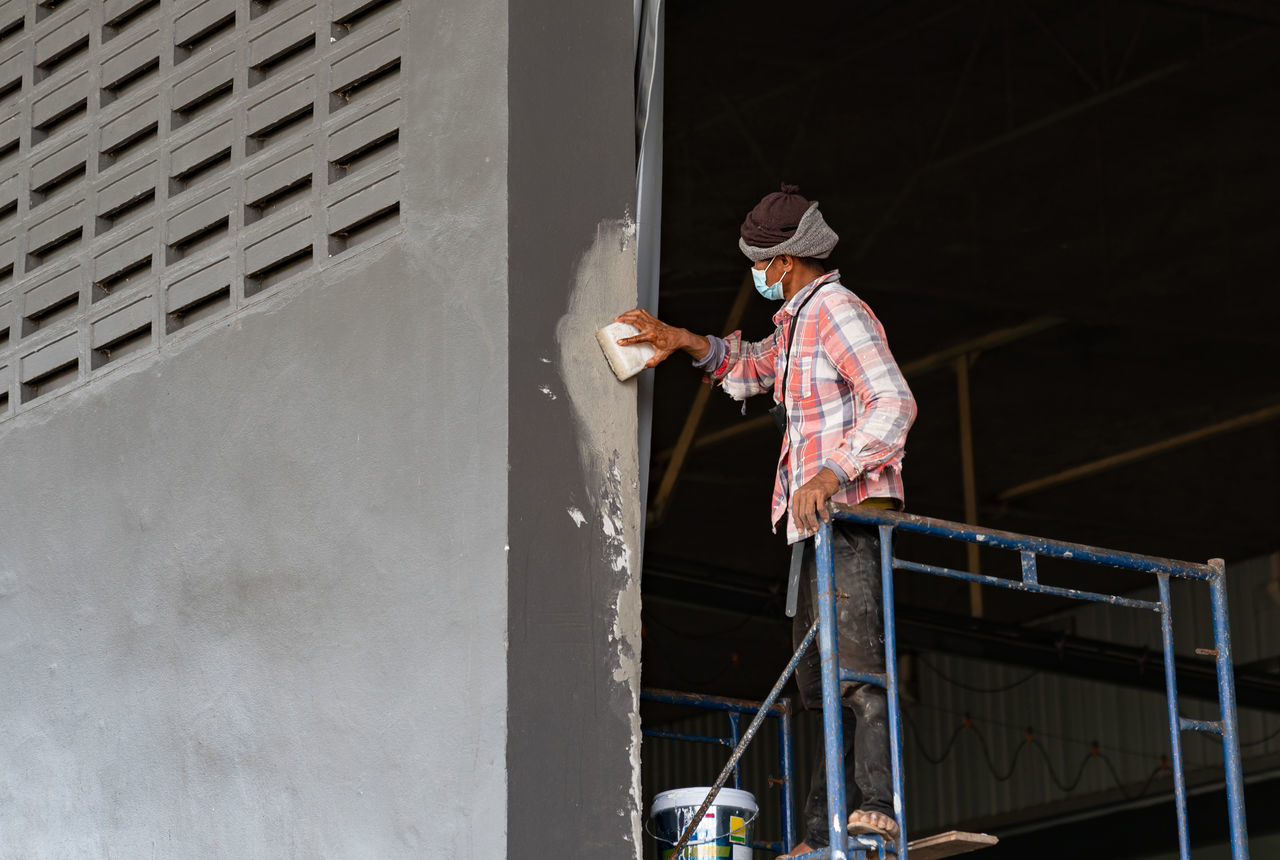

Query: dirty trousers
left=791, top=522, right=892, bottom=847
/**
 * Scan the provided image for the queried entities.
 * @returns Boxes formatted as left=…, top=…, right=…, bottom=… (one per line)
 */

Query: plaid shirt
left=710, top=271, right=916, bottom=543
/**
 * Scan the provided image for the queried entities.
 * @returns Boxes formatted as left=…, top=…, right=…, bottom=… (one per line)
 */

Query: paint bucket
left=648, top=786, right=758, bottom=859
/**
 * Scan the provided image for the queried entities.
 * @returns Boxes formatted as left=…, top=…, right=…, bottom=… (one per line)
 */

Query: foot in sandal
left=847, top=809, right=900, bottom=841
left=776, top=841, right=815, bottom=858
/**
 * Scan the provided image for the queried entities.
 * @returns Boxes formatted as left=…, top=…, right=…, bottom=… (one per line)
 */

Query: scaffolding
left=651, top=505, right=1249, bottom=860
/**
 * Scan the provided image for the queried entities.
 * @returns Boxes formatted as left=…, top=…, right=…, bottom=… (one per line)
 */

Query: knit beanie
left=738, top=184, right=839, bottom=261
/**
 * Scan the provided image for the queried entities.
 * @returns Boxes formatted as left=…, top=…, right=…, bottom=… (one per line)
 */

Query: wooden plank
left=906, top=830, right=999, bottom=860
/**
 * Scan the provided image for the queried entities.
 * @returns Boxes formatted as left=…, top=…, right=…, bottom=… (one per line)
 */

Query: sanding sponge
left=596, top=322, right=655, bottom=381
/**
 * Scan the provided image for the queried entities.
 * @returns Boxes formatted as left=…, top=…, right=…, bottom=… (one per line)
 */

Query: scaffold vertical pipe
left=1157, top=573, right=1191, bottom=860
left=880, top=524, right=907, bottom=859
left=779, top=707, right=797, bottom=852
left=815, top=520, right=849, bottom=859
left=1209, top=561, right=1250, bottom=860
left=728, top=712, right=741, bottom=788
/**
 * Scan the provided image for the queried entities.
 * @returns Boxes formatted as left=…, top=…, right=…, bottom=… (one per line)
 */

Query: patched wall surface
left=0, top=0, right=404, bottom=418
left=507, top=0, right=642, bottom=855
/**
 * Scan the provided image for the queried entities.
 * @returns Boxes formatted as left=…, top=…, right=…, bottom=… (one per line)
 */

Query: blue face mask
left=752, top=257, right=783, bottom=301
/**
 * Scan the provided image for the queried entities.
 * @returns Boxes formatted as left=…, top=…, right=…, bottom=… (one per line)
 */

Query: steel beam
left=955, top=352, right=984, bottom=617
left=890, top=606, right=1280, bottom=713
left=642, top=575, right=1280, bottom=713
left=854, top=27, right=1270, bottom=263
left=648, top=274, right=753, bottom=523
left=1152, top=0, right=1280, bottom=25
left=1018, top=0, right=1100, bottom=93
left=899, top=316, right=1062, bottom=377
left=652, top=317, right=1061, bottom=464
left=997, top=403, right=1280, bottom=501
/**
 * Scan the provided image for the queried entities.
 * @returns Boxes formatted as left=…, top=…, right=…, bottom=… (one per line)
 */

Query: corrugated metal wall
left=641, top=708, right=795, bottom=860
left=642, top=553, right=1280, bottom=853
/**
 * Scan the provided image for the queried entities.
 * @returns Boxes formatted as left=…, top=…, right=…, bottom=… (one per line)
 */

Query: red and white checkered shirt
left=711, top=271, right=917, bottom=543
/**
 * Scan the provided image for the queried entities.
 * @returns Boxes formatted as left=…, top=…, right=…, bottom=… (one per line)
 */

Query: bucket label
left=661, top=848, right=731, bottom=859
left=729, top=816, right=746, bottom=845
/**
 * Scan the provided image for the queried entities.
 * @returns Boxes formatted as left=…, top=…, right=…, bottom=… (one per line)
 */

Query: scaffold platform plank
left=907, top=831, right=999, bottom=859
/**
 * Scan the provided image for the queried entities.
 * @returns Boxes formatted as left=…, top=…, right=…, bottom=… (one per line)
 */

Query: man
left=616, top=185, right=917, bottom=856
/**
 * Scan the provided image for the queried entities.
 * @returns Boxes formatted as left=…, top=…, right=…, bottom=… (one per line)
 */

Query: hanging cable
left=901, top=708, right=966, bottom=765
left=910, top=701, right=1147, bottom=760
left=918, top=655, right=1040, bottom=694
left=903, top=708, right=1173, bottom=800
left=1239, top=723, right=1280, bottom=748
left=967, top=722, right=1030, bottom=782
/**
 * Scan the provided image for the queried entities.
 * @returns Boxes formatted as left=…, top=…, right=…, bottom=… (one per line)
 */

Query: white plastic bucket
left=648, top=786, right=758, bottom=859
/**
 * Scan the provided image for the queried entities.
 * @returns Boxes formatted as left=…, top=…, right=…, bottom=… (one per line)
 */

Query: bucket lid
left=650, top=787, right=758, bottom=818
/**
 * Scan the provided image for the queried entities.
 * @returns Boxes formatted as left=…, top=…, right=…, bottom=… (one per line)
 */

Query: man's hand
left=792, top=468, right=842, bottom=534
left=614, top=309, right=710, bottom=369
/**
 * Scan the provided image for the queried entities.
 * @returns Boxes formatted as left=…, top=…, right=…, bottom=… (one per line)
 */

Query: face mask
left=752, top=257, right=784, bottom=301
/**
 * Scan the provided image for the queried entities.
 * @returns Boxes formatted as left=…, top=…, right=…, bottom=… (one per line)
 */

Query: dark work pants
left=792, top=522, right=892, bottom=848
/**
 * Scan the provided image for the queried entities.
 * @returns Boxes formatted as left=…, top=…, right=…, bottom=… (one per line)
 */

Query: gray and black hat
left=738, top=184, right=839, bottom=262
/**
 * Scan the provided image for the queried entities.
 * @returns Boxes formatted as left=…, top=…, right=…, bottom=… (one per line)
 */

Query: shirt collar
left=772, top=269, right=841, bottom=326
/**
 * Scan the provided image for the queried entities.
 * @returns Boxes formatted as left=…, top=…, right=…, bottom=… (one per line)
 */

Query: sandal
left=847, top=809, right=900, bottom=841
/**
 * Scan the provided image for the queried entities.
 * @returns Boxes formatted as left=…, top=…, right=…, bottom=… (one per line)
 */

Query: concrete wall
left=0, top=0, right=511, bottom=856
left=507, top=1, right=643, bottom=857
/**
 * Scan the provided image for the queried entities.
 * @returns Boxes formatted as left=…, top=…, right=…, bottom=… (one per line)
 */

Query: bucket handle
left=645, top=807, right=760, bottom=850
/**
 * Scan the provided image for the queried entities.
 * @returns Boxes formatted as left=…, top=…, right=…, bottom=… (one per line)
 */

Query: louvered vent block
left=0, top=0, right=405, bottom=421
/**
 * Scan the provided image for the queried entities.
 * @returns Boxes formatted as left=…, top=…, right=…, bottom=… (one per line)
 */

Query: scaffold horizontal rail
left=840, top=668, right=889, bottom=687
left=1179, top=717, right=1225, bottom=736
left=830, top=504, right=1217, bottom=580
left=892, top=558, right=1164, bottom=611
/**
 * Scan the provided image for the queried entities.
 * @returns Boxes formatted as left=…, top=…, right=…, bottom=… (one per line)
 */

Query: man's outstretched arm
left=615, top=309, right=780, bottom=400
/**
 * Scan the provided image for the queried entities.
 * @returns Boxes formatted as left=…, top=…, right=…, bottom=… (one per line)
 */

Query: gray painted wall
left=507, top=1, right=643, bottom=857
left=0, top=0, right=511, bottom=856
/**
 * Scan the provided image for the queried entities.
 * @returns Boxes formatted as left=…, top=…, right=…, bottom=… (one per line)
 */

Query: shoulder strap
left=778, top=285, right=825, bottom=398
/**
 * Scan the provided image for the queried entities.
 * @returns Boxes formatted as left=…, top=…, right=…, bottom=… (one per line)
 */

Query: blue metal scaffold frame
left=801, top=505, right=1249, bottom=860
left=645, top=506, right=1249, bottom=860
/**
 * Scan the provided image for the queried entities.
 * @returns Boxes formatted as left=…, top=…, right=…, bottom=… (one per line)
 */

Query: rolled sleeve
left=691, top=335, right=727, bottom=372
left=716, top=329, right=778, bottom=399
left=822, top=457, right=854, bottom=486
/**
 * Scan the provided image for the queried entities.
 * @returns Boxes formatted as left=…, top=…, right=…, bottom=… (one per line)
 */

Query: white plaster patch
left=600, top=464, right=631, bottom=573
left=830, top=816, right=848, bottom=860
left=554, top=218, right=644, bottom=856
left=567, top=507, right=587, bottom=528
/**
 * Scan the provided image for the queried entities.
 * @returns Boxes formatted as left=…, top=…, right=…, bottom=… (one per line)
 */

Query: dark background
left=640, top=0, right=1279, bottom=850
